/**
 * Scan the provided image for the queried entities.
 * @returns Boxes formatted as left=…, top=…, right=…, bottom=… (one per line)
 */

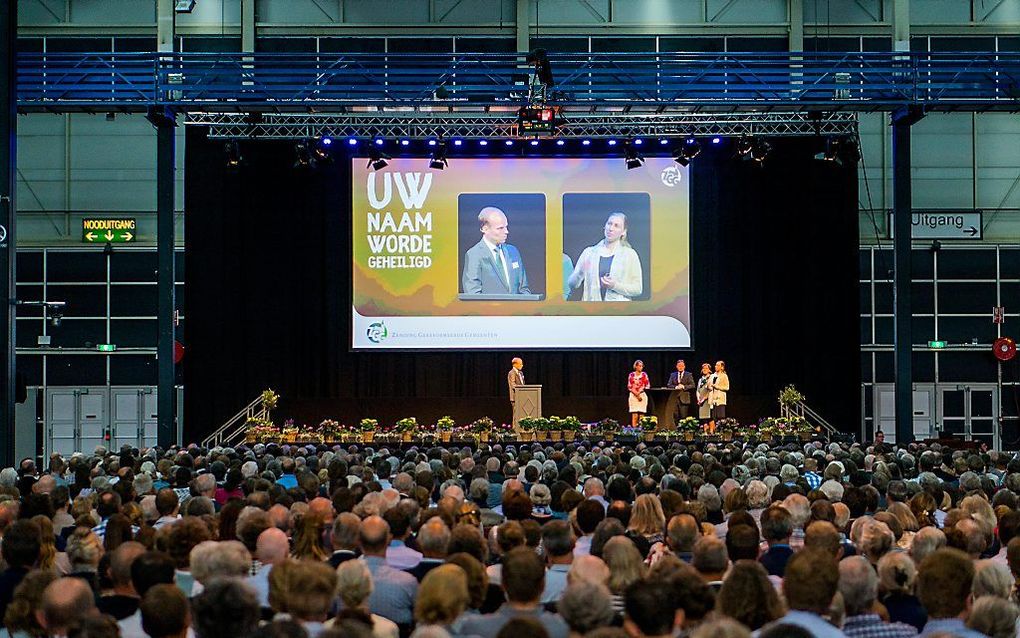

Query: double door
left=47, top=387, right=158, bottom=457
left=872, top=383, right=998, bottom=448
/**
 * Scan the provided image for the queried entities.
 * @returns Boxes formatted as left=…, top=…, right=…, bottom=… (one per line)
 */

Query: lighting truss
left=187, top=111, right=858, bottom=140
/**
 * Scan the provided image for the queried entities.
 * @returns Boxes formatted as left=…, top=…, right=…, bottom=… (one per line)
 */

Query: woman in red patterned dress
left=628, top=360, right=650, bottom=427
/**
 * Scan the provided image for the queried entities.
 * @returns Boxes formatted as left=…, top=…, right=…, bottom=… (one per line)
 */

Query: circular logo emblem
left=367, top=322, right=388, bottom=344
left=0, top=224, right=6, bottom=243
left=660, top=165, right=682, bottom=187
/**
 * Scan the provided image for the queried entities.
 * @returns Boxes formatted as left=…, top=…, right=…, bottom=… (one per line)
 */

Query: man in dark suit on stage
left=462, top=206, right=531, bottom=296
left=667, top=359, right=696, bottom=420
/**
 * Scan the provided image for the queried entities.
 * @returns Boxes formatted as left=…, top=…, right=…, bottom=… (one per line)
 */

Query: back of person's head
left=577, top=499, right=606, bottom=535
left=109, top=541, right=146, bottom=589
left=268, top=559, right=339, bottom=620
left=759, top=506, right=792, bottom=543
left=495, top=520, right=526, bottom=554
left=716, top=560, right=782, bottom=631
left=691, top=536, right=728, bottom=576
left=757, top=624, right=814, bottom=638
left=973, top=559, right=1013, bottom=600
left=131, top=550, right=176, bottom=596
left=803, top=520, right=841, bottom=557
left=666, top=514, right=699, bottom=553
left=558, top=582, right=615, bottom=635
left=358, top=515, right=390, bottom=553
left=911, top=525, right=946, bottom=564
left=686, top=618, right=751, bottom=638
left=190, top=578, right=260, bottom=638
left=156, top=488, right=179, bottom=516
left=838, top=556, right=879, bottom=616
left=38, top=577, right=95, bottom=635
left=2, top=519, right=42, bottom=568
left=725, top=523, right=760, bottom=562
left=495, top=616, right=549, bottom=638
left=877, top=551, right=917, bottom=596
left=66, top=615, right=120, bottom=638
left=624, top=578, right=678, bottom=637
left=782, top=548, right=839, bottom=614
left=966, top=596, right=1020, bottom=638
left=501, top=547, right=545, bottom=604
left=541, top=520, right=575, bottom=559
left=918, top=548, right=975, bottom=620
left=415, top=564, right=470, bottom=625
left=141, top=584, right=190, bottom=638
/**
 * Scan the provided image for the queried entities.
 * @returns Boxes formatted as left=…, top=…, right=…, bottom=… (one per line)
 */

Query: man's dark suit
left=667, top=370, right=696, bottom=419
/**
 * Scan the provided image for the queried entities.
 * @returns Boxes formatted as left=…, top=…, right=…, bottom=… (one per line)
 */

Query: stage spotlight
left=815, top=137, right=839, bottom=163
left=374, top=139, right=385, bottom=146
left=320, top=137, right=332, bottom=146
left=750, top=137, right=772, bottom=162
left=367, top=147, right=390, bottom=171
left=294, top=141, right=313, bottom=168
left=479, top=140, right=488, bottom=146
left=347, top=138, right=358, bottom=146
left=624, top=143, right=644, bottom=170
left=672, top=137, right=701, bottom=167
left=427, top=140, right=437, bottom=146
left=659, top=139, right=669, bottom=146
left=174, top=0, right=196, bottom=13
left=224, top=140, right=242, bottom=168
left=555, top=139, right=565, bottom=146
left=400, top=139, right=410, bottom=146
left=815, top=136, right=860, bottom=166
left=453, top=140, right=463, bottom=146
left=736, top=135, right=754, bottom=156
left=429, top=141, right=449, bottom=170
left=312, top=137, right=333, bottom=163
left=526, top=48, right=555, bottom=87
left=633, top=139, right=643, bottom=146
left=505, top=140, right=514, bottom=146
left=608, top=140, right=617, bottom=146
left=582, top=139, right=591, bottom=146
left=711, top=137, right=722, bottom=144
left=530, top=140, right=540, bottom=147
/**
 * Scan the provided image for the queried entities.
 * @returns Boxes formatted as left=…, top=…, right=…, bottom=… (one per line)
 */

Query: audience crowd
left=0, top=437, right=1019, bottom=638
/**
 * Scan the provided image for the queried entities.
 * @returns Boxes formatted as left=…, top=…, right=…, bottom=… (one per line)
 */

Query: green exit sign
left=928, top=340, right=947, bottom=349
left=82, top=218, right=136, bottom=243
left=96, top=344, right=117, bottom=352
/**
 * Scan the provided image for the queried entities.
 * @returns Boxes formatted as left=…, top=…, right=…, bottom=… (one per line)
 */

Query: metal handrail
left=201, top=395, right=262, bottom=448
left=16, top=51, right=1020, bottom=112
left=782, top=400, right=839, bottom=436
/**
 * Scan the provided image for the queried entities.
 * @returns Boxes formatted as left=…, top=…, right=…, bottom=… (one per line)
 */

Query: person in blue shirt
left=275, top=457, right=298, bottom=490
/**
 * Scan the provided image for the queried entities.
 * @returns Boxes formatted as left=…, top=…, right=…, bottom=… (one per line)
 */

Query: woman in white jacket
left=567, top=212, right=643, bottom=301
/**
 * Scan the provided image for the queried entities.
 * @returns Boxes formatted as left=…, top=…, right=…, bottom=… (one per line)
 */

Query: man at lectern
left=667, top=359, right=696, bottom=420
left=462, top=207, right=531, bottom=295
left=508, top=357, right=525, bottom=411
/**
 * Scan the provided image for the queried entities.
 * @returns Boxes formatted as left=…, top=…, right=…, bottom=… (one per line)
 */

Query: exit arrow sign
left=888, top=210, right=982, bottom=240
left=82, top=218, right=136, bottom=243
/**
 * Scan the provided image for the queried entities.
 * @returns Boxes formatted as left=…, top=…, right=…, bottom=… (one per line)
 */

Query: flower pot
left=441, top=431, right=452, bottom=443
left=684, top=432, right=695, bottom=442
left=402, top=432, right=413, bottom=442
left=604, top=433, right=614, bottom=441
left=520, top=431, right=534, bottom=442
left=479, top=432, right=489, bottom=443
left=799, top=432, right=811, bottom=441
left=549, top=431, right=561, bottom=441
left=361, top=432, right=374, bottom=443
left=644, top=432, right=655, bottom=442
left=563, top=431, right=575, bottom=442
left=722, top=431, right=733, bottom=441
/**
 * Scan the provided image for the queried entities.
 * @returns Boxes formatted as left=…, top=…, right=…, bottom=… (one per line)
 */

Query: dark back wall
left=184, top=129, right=860, bottom=439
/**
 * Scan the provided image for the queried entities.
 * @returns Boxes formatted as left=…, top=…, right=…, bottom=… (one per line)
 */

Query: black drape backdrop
left=184, top=128, right=859, bottom=441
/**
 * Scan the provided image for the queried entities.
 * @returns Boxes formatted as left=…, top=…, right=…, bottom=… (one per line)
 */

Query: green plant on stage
left=436, top=416, right=456, bottom=431
left=677, top=416, right=701, bottom=433
left=359, top=418, right=378, bottom=432
left=470, top=416, right=493, bottom=433
left=779, top=385, right=805, bottom=408
left=395, top=417, right=418, bottom=433
left=716, top=418, right=740, bottom=433
left=638, top=415, right=657, bottom=431
left=547, top=416, right=563, bottom=431
left=519, top=417, right=548, bottom=432
left=560, top=416, right=582, bottom=432
left=260, top=389, right=279, bottom=411
left=596, top=418, right=620, bottom=435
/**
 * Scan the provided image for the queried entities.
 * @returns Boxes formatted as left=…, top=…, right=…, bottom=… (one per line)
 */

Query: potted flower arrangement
left=739, top=421, right=759, bottom=441
left=244, top=417, right=278, bottom=443
left=471, top=416, right=494, bottom=443
left=597, top=418, right=620, bottom=441
left=518, top=417, right=545, bottom=442
left=492, top=421, right=514, bottom=442
left=779, top=384, right=805, bottom=409
left=281, top=418, right=300, bottom=443
left=395, top=417, right=417, bottom=442
left=359, top=418, right=378, bottom=443
left=789, top=415, right=815, bottom=440
left=319, top=419, right=341, bottom=441
left=260, top=389, right=279, bottom=411
left=757, top=417, right=778, bottom=442
left=716, top=418, right=739, bottom=441
left=560, top=416, right=582, bottom=442
left=677, top=416, right=700, bottom=441
left=300, top=425, right=324, bottom=444
left=547, top=416, right=564, bottom=441
left=435, top=416, right=457, bottom=442
left=638, top=415, right=658, bottom=441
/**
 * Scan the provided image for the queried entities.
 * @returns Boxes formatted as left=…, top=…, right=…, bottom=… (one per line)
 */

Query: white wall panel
left=345, top=0, right=431, bottom=24
left=911, top=0, right=973, bottom=25
left=69, top=1, right=155, bottom=25
left=612, top=0, right=705, bottom=24
left=911, top=114, right=974, bottom=208
left=530, top=0, right=610, bottom=25
left=706, top=0, right=786, bottom=23
left=255, top=0, right=342, bottom=24
left=175, top=0, right=241, bottom=28
left=805, top=0, right=884, bottom=25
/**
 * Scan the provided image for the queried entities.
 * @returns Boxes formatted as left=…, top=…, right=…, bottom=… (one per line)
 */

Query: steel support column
left=892, top=107, right=923, bottom=444
left=155, top=111, right=176, bottom=448
left=0, top=0, right=16, bottom=467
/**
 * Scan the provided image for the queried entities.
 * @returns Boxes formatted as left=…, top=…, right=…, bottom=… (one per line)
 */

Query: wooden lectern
left=513, top=384, right=542, bottom=428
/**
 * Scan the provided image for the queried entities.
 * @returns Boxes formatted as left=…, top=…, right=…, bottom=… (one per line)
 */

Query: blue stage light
left=400, top=139, right=410, bottom=146
left=633, top=139, right=643, bottom=145
left=374, top=139, right=384, bottom=146
left=321, top=137, right=332, bottom=146
left=347, top=138, right=358, bottom=146
left=453, top=140, right=463, bottom=146
left=505, top=140, right=513, bottom=146
left=686, top=137, right=695, bottom=144
left=427, top=140, right=437, bottom=146
left=608, top=140, right=617, bottom=146
left=582, top=140, right=591, bottom=146
left=556, top=139, right=565, bottom=146
left=479, top=140, right=488, bottom=146
left=530, top=140, right=539, bottom=146
left=712, top=137, right=722, bottom=144
left=660, top=139, right=669, bottom=145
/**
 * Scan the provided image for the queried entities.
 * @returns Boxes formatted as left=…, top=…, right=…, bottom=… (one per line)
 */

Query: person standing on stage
left=667, top=359, right=696, bottom=421
left=696, top=363, right=713, bottom=430
left=708, top=360, right=730, bottom=433
left=628, top=360, right=650, bottom=428
left=508, top=357, right=525, bottom=413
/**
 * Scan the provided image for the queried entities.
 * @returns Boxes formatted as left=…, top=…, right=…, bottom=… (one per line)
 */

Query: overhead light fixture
left=312, top=137, right=333, bottom=163
left=367, top=147, right=390, bottom=171
left=294, top=141, right=313, bottom=168
left=673, top=137, right=702, bottom=167
left=174, top=0, right=196, bottom=13
left=814, top=136, right=860, bottom=166
left=750, top=137, right=772, bottom=163
left=429, top=141, right=448, bottom=170
left=526, top=48, right=554, bottom=87
left=224, top=140, right=242, bottom=168
left=624, top=142, right=644, bottom=170
left=736, top=135, right=754, bottom=156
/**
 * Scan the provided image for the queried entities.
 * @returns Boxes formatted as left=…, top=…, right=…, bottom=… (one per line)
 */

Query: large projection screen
left=351, top=157, right=691, bottom=349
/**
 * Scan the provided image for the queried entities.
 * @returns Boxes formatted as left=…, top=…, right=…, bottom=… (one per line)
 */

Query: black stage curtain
left=185, top=129, right=859, bottom=441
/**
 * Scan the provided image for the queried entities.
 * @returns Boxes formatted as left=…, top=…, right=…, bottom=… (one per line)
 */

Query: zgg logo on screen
left=366, top=322, right=388, bottom=343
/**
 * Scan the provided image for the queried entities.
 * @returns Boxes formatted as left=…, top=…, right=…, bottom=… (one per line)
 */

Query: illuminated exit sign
left=82, top=218, right=136, bottom=243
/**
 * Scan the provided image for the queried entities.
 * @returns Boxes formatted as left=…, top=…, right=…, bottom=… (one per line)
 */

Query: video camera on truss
left=517, top=49, right=564, bottom=136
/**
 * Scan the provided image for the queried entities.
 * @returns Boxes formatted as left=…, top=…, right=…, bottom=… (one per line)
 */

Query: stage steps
left=781, top=400, right=838, bottom=438
left=201, top=394, right=266, bottom=448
